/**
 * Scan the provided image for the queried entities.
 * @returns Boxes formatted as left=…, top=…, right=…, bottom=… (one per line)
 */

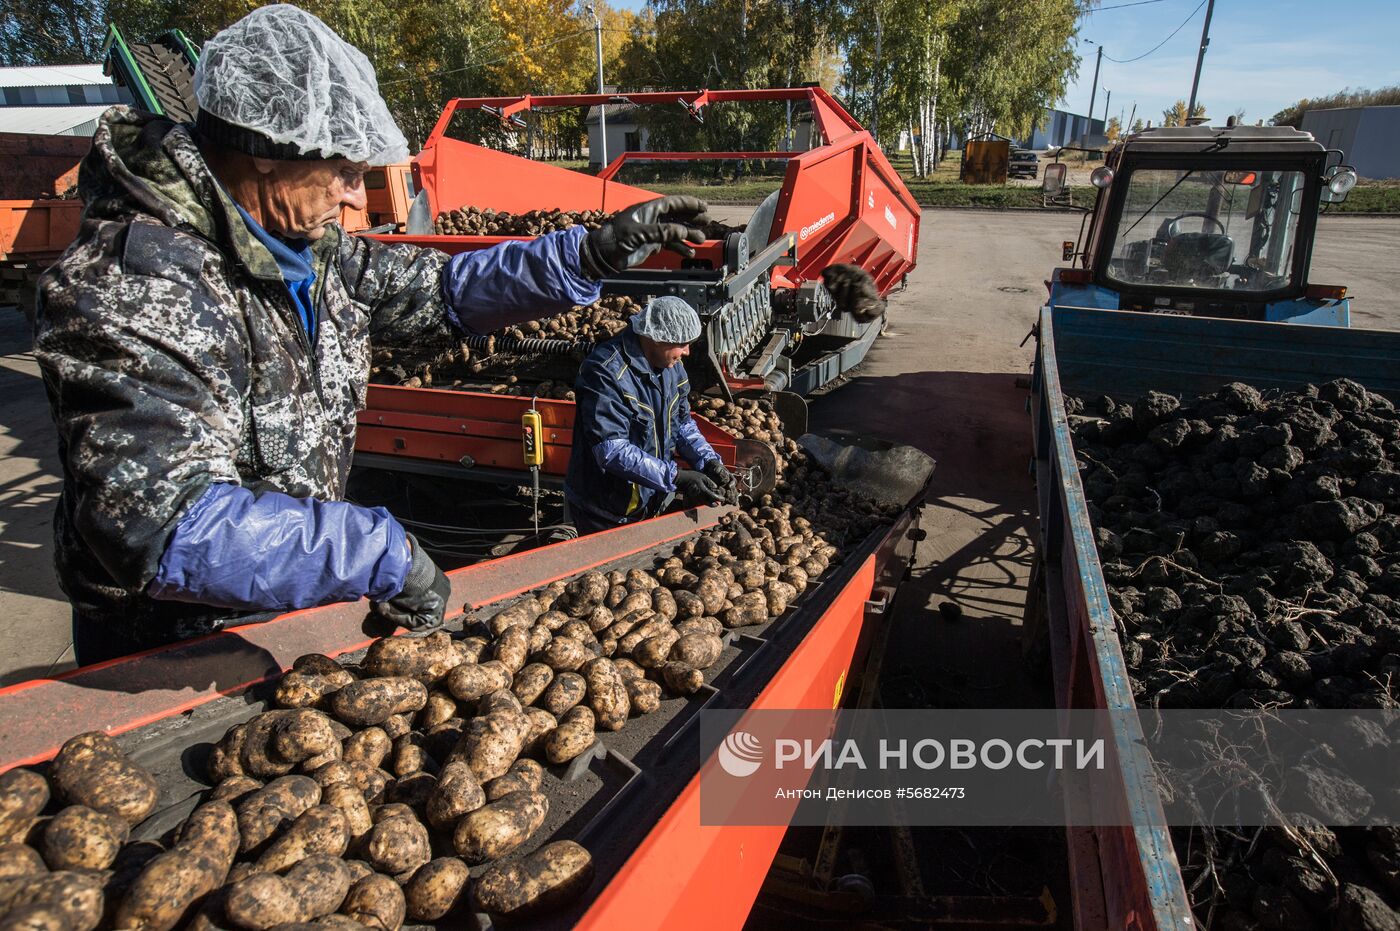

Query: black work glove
left=702, top=458, right=740, bottom=505
left=372, top=533, right=450, bottom=632
left=674, top=468, right=725, bottom=507
left=821, top=264, right=886, bottom=321
left=579, top=195, right=709, bottom=278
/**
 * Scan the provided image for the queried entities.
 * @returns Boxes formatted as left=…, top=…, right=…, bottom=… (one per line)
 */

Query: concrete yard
left=2, top=209, right=1398, bottom=688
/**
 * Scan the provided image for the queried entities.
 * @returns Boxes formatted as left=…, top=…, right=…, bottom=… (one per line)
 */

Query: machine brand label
left=885, top=205, right=898, bottom=230
left=800, top=211, right=837, bottom=241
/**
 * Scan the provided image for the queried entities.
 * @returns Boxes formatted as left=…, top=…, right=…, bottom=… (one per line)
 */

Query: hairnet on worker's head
left=632, top=296, right=701, bottom=343
left=193, top=4, right=409, bottom=165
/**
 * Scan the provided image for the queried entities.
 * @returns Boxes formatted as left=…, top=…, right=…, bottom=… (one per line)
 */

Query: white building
left=0, top=64, right=129, bottom=136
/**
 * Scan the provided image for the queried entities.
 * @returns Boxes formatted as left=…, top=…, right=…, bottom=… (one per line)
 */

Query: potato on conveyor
left=115, top=800, right=239, bottom=931
left=0, top=772, right=47, bottom=845
left=218, top=709, right=338, bottom=779
left=444, top=661, right=512, bottom=703
left=362, top=632, right=461, bottom=684
left=452, top=791, right=548, bottom=864
left=48, top=732, right=158, bottom=826
left=453, top=709, right=531, bottom=783
left=320, top=784, right=372, bottom=843
left=661, top=661, right=705, bottom=696
left=38, top=805, right=127, bottom=871
left=254, top=805, right=350, bottom=873
left=492, top=626, right=531, bottom=675
left=0, top=903, right=69, bottom=931
left=363, top=815, right=431, bottom=879
left=537, top=671, right=586, bottom=717
left=486, top=597, right=543, bottom=638
left=510, top=663, right=554, bottom=706
left=582, top=658, right=629, bottom=731
left=543, top=706, right=596, bottom=765
left=472, top=840, right=594, bottom=918
left=721, top=591, right=770, bottom=629
left=669, top=632, right=724, bottom=670
left=0, top=846, right=44, bottom=881
left=539, top=636, right=589, bottom=673
left=340, top=872, right=405, bottom=931
left=0, top=870, right=108, bottom=931
left=482, top=759, right=544, bottom=802
left=424, top=761, right=485, bottom=829
left=341, top=729, right=391, bottom=770
left=622, top=677, right=662, bottom=715
left=329, top=679, right=427, bottom=728
left=403, top=857, right=470, bottom=922
left=223, top=855, right=352, bottom=930
left=235, top=776, right=322, bottom=855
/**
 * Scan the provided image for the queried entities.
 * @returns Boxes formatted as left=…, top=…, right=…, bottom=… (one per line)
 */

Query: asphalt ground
left=1, top=210, right=1397, bottom=695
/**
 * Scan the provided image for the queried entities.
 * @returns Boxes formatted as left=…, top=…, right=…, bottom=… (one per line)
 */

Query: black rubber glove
left=674, top=469, right=725, bottom=507
left=372, top=533, right=450, bottom=632
left=821, top=264, right=886, bottom=321
left=579, top=195, right=710, bottom=278
left=702, top=458, right=739, bottom=505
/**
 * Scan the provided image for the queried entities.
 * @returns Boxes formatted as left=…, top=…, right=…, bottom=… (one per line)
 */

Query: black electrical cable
left=1090, top=0, right=1169, bottom=11
left=1103, top=0, right=1208, bottom=63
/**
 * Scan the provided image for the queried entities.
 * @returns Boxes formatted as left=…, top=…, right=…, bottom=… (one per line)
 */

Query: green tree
left=1130, top=117, right=1145, bottom=133
left=1271, top=84, right=1400, bottom=127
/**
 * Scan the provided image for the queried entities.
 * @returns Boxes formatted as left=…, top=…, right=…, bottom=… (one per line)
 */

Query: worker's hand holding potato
left=821, top=264, right=886, bottom=321
left=674, top=469, right=726, bottom=508
left=702, top=459, right=740, bottom=505
left=372, top=534, right=450, bottom=632
left=580, top=195, right=710, bottom=278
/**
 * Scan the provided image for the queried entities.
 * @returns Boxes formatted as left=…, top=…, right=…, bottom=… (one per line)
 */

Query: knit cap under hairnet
left=631, top=296, right=701, bottom=343
left=193, top=4, right=409, bottom=165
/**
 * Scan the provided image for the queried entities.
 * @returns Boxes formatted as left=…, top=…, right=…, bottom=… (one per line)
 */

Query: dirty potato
left=425, top=762, right=485, bottom=830
left=363, top=816, right=431, bottom=879
left=472, top=840, right=594, bottom=918
left=222, top=855, right=352, bottom=929
left=669, top=633, right=723, bottom=670
left=543, top=706, right=596, bottom=765
left=340, top=872, right=405, bottom=931
left=235, top=776, right=322, bottom=855
left=482, top=760, right=544, bottom=802
left=444, top=661, right=512, bottom=703
left=48, top=732, right=159, bottom=826
left=329, top=679, right=427, bottom=728
left=511, top=663, right=554, bottom=706
left=254, top=805, right=349, bottom=873
left=452, top=791, right=548, bottom=864
left=539, top=637, right=589, bottom=673
left=582, top=659, right=629, bottom=731
left=38, top=805, right=127, bottom=871
left=403, top=857, right=470, bottom=922
left=661, top=661, right=704, bottom=695
left=0, top=871, right=105, bottom=931
left=0, top=771, right=48, bottom=844
left=362, top=632, right=462, bottom=684
left=537, top=672, right=586, bottom=717
left=622, top=677, right=662, bottom=716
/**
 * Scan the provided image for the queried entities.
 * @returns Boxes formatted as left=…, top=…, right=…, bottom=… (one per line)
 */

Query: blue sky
left=608, top=0, right=1398, bottom=126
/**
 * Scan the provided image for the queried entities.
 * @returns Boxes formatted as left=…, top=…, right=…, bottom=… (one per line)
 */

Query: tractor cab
left=1049, top=124, right=1358, bottom=326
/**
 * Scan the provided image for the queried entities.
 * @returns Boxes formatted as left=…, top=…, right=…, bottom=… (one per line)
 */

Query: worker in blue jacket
left=565, top=297, right=740, bottom=534
left=35, top=5, right=710, bottom=662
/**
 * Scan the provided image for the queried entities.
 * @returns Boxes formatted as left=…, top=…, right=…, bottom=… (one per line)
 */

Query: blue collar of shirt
left=233, top=204, right=315, bottom=284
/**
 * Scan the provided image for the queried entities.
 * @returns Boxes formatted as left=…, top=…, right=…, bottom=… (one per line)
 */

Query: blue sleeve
left=147, top=483, right=411, bottom=612
left=595, top=438, right=677, bottom=493
left=441, top=226, right=602, bottom=335
left=673, top=387, right=718, bottom=469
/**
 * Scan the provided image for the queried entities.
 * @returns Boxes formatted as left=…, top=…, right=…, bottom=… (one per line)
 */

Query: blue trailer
left=1027, top=304, right=1400, bottom=929
left=1049, top=124, right=1359, bottom=327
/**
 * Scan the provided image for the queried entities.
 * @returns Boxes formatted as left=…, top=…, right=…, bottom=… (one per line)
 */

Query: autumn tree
left=1105, top=115, right=1121, bottom=142
left=1161, top=99, right=1206, bottom=127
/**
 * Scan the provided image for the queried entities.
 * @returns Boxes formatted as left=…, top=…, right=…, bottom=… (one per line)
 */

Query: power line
left=1089, top=0, right=1169, bottom=11
left=1103, top=0, right=1208, bottom=63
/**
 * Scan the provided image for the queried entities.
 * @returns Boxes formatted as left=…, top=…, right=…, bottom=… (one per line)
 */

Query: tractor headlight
left=1090, top=166, right=1114, bottom=189
left=1326, top=167, right=1358, bottom=196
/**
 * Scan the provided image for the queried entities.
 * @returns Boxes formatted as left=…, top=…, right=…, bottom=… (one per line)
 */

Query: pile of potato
left=433, top=206, right=744, bottom=242
left=434, top=207, right=607, bottom=237
left=369, top=295, right=643, bottom=399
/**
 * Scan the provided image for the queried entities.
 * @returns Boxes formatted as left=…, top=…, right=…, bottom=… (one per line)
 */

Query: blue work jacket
left=565, top=329, right=717, bottom=525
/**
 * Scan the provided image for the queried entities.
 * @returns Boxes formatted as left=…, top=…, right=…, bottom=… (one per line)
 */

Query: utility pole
left=1187, top=0, right=1215, bottom=120
left=1085, top=43, right=1103, bottom=145
left=1128, top=102, right=1137, bottom=133
left=588, top=4, right=607, bottom=169
left=1103, top=89, right=1111, bottom=133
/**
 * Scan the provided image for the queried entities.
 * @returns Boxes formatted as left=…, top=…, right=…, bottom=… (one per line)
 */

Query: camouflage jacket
left=35, top=107, right=460, bottom=647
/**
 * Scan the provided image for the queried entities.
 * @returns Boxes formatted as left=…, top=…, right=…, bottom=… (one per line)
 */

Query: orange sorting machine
left=357, top=86, right=919, bottom=399
left=0, top=478, right=929, bottom=929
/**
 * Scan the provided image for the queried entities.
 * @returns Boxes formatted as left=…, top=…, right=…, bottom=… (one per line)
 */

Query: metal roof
left=0, top=104, right=110, bottom=135
left=0, top=64, right=110, bottom=89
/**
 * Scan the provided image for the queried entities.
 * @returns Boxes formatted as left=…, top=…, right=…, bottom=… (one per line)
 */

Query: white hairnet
left=193, top=4, right=409, bottom=165
left=632, top=296, right=701, bottom=343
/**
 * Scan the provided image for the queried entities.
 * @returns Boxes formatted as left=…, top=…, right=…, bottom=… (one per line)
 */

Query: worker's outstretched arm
left=36, top=271, right=413, bottom=613
left=439, top=227, right=601, bottom=335
left=343, top=226, right=599, bottom=344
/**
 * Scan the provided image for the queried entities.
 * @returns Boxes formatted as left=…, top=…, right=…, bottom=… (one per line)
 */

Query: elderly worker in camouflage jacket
left=35, top=4, right=708, bottom=664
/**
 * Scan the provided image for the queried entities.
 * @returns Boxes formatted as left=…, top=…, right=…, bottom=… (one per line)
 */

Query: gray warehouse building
left=1301, top=105, right=1400, bottom=180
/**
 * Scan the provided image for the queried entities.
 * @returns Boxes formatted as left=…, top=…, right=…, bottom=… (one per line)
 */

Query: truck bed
left=1028, top=304, right=1400, bottom=930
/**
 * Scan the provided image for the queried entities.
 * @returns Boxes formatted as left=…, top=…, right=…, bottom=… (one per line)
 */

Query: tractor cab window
left=1105, top=168, right=1307, bottom=293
